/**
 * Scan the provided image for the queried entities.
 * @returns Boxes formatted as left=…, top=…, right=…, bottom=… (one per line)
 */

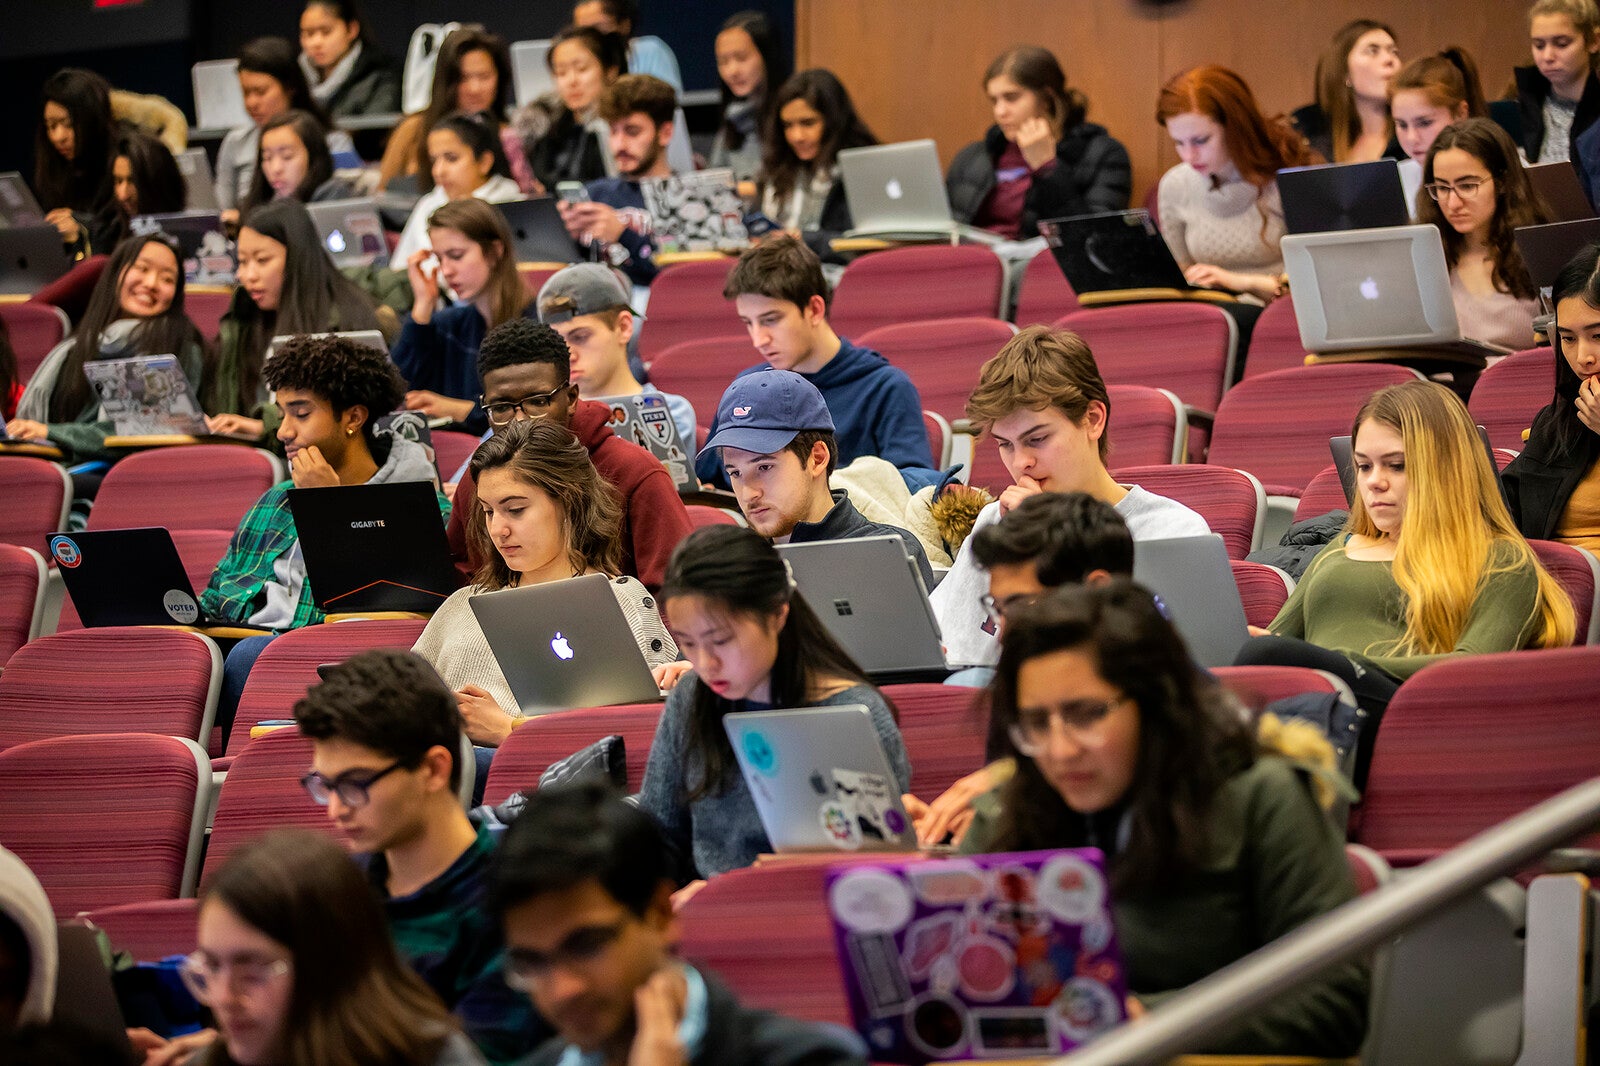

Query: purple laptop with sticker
left=824, top=849, right=1128, bottom=1062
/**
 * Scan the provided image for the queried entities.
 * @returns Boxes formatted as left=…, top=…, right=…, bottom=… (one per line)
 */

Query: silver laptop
left=723, top=705, right=917, bottom=853
left=838, top=139, right=1001, bottom=244
left=192, top=59, right=250, bottom=130
left=0, top=172, right=46, bottom=228
left=1130, top=534, right=1251, bottom=669
left=177, top=148, right=221, bottom=212
left=592, top=391, right=694, bottom=491
left=267, top=329, right=388, bottom=362
left=510, top=39, right=554, bottom=107
left=306, top=198, right=387, bottom=268
left=776, top=535, right=951, bottom=673
left=641, top=168, right=749, bottom=253
left=1281, top=223, right=1510, bottom=357
left=83, top=354, right=209, bottom=436
left=469, top=572, right=664, bottom=715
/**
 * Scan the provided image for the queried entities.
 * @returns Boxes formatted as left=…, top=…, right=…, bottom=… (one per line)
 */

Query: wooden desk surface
left=0, top=442, right=64, bottom=460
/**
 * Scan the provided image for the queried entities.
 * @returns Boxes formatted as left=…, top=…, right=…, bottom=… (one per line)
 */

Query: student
left=1419, top=118, right=1551, bottom=351
left=756, top=69, right=877, bottom=260
left=947, top=46, right=1132, bottom=240
left=176, top=828, right=487, bottom=1066
left=241, top=109, right=355, bottom=212
left=559, top=74, right=676, bottom=287
left=7, top=235, right=204, bottom=464
left=519, top=27, right=626, bottom=192
left=962, top=580, right=1368, bottom=1056
left=535, top=262, right=695, bottom=443
left=704, top=369, right=934, bottom=584
left=710, top=11, right=787, bottom=184
left=297, top=0, right=400, bottom=120
left=1156, top=65, right=1317, bottom=303
left=640, top=526, right=911, bottom=877
left=412, top=418, right=678, bottom=752
left=392, top=111, right=522, bottom=270
left=393, top=197, right=534, bottom=433
left=489, top=782, right=869, bottom=1066
left=379, top=27, right=535, bottom=195
left=35, top=68, right=116, bottom=256
left=572, top=0, right=682, bottom=92
left=0, top=846, right=56, bottom=1035
left=109, top=131, right=186, bottom=236
left=445, top=318, right=693, bottom=590
left=1516, top=0, right=1600, bottom=164
left=695, top=236, right=935, bottom=489
left=206, top=199, right=385, bottom=440
left=1291, top=19, right=1402, bottom=163
left=294, top=650, right=545, bottom=1064
left=930, top=326, right=1209, bottom=667
left=1389, top=49, right=1489, bottom=215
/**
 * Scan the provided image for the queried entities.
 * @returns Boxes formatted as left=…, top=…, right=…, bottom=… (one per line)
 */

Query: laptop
left=839, top=140, right=1002, bottom=244
left=593, top=391, right=694, bottom=492
left=176, top=148, right=221, bottom=212
left=723, top=704, right=917, bottom=853
left=824, top=849, right=1128, bottom=1062
left=495, top=197, right=585, bottom=263
left=776, top=535, right=951, bottom=673
left=305, top=198, right=387, bottom=268
left=1281, top=224, right=1510, bottom=357
left=1526, top=161, right=1596, bottom=222
left=83, top=353, right=209, bottom=436
left=1130, top=534, right=1252, bottom=668
left=192, top=58, right=250, bottom=131
left=1515, top=218, right=1600, bottom=294
left=469, top=572, right=665, bottom=714
left=51, top=527, right=222, bottom=627
left=1277, top=160, right=1410, bottom=235
left=287, top=481, right=458, bottom=614
left=0, top=225, right=73, bottom=295
left=267, top=329, right=387, bottom=362
left=641, top=168, right=750, bottom=254
left=53, top=923, right=139, bottom=1060
left=130, top=210, right=234, bottom=284
left=510, top=39, right=555, bottom=107
left=1039, top=210, right=1197, bottom=296
left=0, top=171, right=47, bottom=228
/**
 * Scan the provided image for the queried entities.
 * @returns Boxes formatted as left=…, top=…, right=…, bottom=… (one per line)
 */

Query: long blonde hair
left=1348, top=381, right=1575, bottom=654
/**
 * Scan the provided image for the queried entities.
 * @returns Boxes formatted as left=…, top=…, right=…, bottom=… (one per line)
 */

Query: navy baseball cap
left=699, top=370, right=836, bottom=457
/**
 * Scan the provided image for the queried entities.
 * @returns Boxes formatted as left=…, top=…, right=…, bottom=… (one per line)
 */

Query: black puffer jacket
left=319, top=45, right=400, bottom=119
left=945, top=122, right=1131, bottom=238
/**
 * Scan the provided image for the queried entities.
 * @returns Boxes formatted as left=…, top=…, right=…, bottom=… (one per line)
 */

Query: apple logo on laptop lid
left=885, top=179, right=904, bottom=200
left=551, top=632, right=575, bottom=660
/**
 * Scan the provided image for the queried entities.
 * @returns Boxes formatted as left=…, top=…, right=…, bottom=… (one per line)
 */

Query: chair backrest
left=1, top=302, right=69, bottom=385
left=857, top=317, right=1018, bottom=424
left=206, top=728, right=337, bottom=878
left=516, top=263, right=560, bottom=297
left=1467, top=346, right=1555, bottom=453
left=482, top=703, right=664, bottom=805
left=1056, top=303, right=1238, bottom=418
left=1241, top=292, right=1309, bottom=379
left=0, top=733, right=209, bottom=915
left=0, top=457, right=70, bottom=557
left=880, top=683, right=990, bottom=801
left=184, top=287, right=233, bottom=343
left=1014, top=248, right=1080, bottom=326
left=923, top=410, right=951, bottom=468
left=56, top=527, right=235, bottom=634
left=638, top=258, right=738, bottom=363
left=1294, top=464, right=1351, bottom=523
left=1211, top=664, right=1344, bottom=713
left=685, top=504, right=740, bottom=530
left=1110, top=464, right=1265, bottom=557
left=1354, top=646, right=1600, bottom=865
left=830, top=245, right=1006, bottom=338
left=1208, top=364, right=1423, bottom=496
left=227, top=619, right=429, bottom=755
left=1228, top=560, right=1294, bottom=629
left=430, top=429, right=481, bottom=482
left=0, top=546, right=45, bottom=667
left=1528, top=540, right=1600, bottom=645
left=645, top=335, right=759, bottom=428
left=0, top=627, right=220, bottom=750
left=90, top=446, right=283, bottom=532
left=1106, top=385, right=1187, bottom=467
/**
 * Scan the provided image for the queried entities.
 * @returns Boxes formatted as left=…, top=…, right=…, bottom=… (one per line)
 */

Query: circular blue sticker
left=49, top=535, right=81, bottom=569
left=741, top=730, right=777, bottom=776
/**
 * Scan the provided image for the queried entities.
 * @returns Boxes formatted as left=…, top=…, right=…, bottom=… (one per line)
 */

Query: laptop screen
left=1312, top=238, right=1433, bottom=343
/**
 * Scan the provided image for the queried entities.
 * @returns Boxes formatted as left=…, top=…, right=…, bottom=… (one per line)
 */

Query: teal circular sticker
left=49, top=535, right=81, bottom=569
left=741, top=730, right=777, bottom=776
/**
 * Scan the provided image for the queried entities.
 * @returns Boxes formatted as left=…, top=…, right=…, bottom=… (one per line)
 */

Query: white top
left=931, top=488, right=1211, bottom=666
left=390, top=175, right=523, bottom=269
left=1156, top=163, right=1286, bottom=274
left=1398, top=157, right=1424, bottom=221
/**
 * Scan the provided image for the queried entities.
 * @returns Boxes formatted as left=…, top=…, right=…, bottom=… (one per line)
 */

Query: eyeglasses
left=502, top=920, right=628, bottom=990
left=300, top=761, right=405, bottom=808
left=1423, top=177, right=1491, bottom=202
left=179, top=952, right=291, bottom=1004
left=1007, top=697, right=1131, bottom=757
left=481, top=384, right=571, bottom=425
left=980, top=592, right=1043, bottom=629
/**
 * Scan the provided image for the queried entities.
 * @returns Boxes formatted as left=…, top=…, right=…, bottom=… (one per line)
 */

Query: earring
left=346, top=428, right=355, bottom=437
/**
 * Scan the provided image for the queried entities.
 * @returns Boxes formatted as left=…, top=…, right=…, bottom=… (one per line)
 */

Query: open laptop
left=51, top=527, right=224, bottom=627
left=54, top=923, right=140, bottom=1060
left=0, top=171, right=47, bottom=228
left=1130, top=534, right=1252, bottom=668
left=1277, top=159, right=1410, bottom=235
left=192, top=58, right=250, bottom=131
left=495, top=197, right=585, bottom=263
left=594, top=391, right=694, bottom=491
left=1515, top=217, right=1600, bottom=297
left=131, top=210, right=234, bottom=284
left=1281, top=224, right=1510, bottom=357
left=469, top=572, right=664, bottom=714
left=0, top=226, right=73, bottom=295
left=83, top=354, right=209, bottom=436
left=641, top=168, right=750, bottom=253
left=306, top=198, right=387, bottom=268
left=176, top=148, right=221, bottom=212
left=723, top=704, right=917, bottom=853
left=824, top=849, right=1128, bottom=1062
left=510, top=39, right=555, bottom=107
left=288, top=481, right=458, bottom=614
left=1526, top=161, right=1596, bottom=222
left=1039, top=210, right=1211, bottom=297
left=266, top=329, right=388, bottom=363
left=839, top=140, right=1002, bottom=244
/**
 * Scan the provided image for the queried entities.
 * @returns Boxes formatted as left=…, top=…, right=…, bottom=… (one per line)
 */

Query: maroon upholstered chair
left=646, top=335, right=759, bottom=428
left=1528, top=540, right=1600, bottom=645
left=1211, top=664, right=1348, bottom=713
left=183, top=287, right=233, bottom=343
left=637, top=258, right=738, bottom=363
left=56, top=527, right=234, bottom=633
left=830, top=245, right=1005, bottom=338
left=1013, top=248, right=1081, bottom=326
left=685, top=505, right=740, bottom=530
left=858, top=317, right=1017, bottom=425
left=1241, top=292, right=1309, bottom=379
left=90, top=445, right=282, bottom=532
left=482, top=703, right=664, bottom=804
left=0, top=545, right=46, bottom=668
left=880, top=683, right=990, bottom=801
left=430, top=429, right=482, bottom=481
left=0, top=301, right=69, bottom=385
left=1467, top=346, right=1555, bottom=453
left=1228, top=561, right=1294, bottom=629
left=80, top=898, right=199, bottom=963
left=0, top=457, right=70, bottom=557
left=1294, top=464, right=1352, bottom=523
left=1111, top=464, right=1265, bottom=557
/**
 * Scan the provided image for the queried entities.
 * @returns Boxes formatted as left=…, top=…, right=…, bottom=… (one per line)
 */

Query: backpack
left=401, top=22, right=461, bottom=115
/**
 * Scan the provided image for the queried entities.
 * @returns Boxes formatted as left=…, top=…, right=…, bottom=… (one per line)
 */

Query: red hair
left=1156, top=65, right=1319, bottom=187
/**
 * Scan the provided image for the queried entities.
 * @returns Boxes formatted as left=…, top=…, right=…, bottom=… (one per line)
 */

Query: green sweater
left=961, top=755, right=1368, bottom=1056
left=1269, top=537, right=1542, bottom=679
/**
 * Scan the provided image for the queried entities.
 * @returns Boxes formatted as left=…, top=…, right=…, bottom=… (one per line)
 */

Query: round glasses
left=300, top=761, right=404, bottom=808
left=179, top=952, right=290, bottom=1004
left=1007, top=696, right=1131, bottom=757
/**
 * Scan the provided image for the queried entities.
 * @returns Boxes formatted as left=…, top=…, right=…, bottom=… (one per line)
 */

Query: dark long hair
left=244, top=110, right=335, bottom=212
left=1542, top=241, right=1600, bottom=461
left=429, top=110, right=512, bottom=182
left=1315, top=19, right=1397, bottom=161
left=986, top=580, right=1257, bottom=894
left=101, top=130, right=186, bottom=248
left=414, top=26, right=513, bottom=193
left=34, top=68, right=114, bottom=213
left=761, top=68, right=878, bottom=204
left=660, top=525, right=881, bottom=800
left=47, top=234, right=203, bottom=423
left=238, top=36, right=337, bottom=129
left=984, top=45, right=1087, bottom=136
left=716, top=11, right=788, bottom=152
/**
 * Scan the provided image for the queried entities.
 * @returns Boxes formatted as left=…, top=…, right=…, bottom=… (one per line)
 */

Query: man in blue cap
left=702, top=369, right=934, bottom=586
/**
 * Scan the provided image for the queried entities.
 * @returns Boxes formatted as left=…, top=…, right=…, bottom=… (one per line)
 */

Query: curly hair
left=263, top=333, right=404, bottom=443
left=476, top=316, right=571, bottom=381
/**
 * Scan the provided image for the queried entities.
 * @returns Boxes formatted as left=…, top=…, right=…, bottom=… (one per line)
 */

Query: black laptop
left=1525, top=161, right=1596, bottom=222
left=288, top=481, right=459, bottom=614
left=1039, top=210, right=1193, bottom=295
left=495, top=197, right=586, bottom=263
left=1277, top=160, right=1410, bottom=235
left=0, top=225, right=72, bottom=295
left=1514, top=218, right=1600, bottom=291
left=51, top=527, right=222, bottom=627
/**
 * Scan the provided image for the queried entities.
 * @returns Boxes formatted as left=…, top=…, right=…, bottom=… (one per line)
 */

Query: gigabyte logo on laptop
left=732, top=405, right=752, bottom=417
left=350, top=520, right=386, bottom=529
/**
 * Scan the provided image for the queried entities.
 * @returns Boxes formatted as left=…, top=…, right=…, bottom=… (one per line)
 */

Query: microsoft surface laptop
left=1039, top=210, right=1194, bottom=295
left=593, top=391, right=694, bottom=492
left=193, top=58, right=250, bottom=131
left=50, top=527, right=221, bottom=627
left=839, top=140, right=1001, bottom=244
left=1130, top=534, right=1252, bottom=668
left=495, top=197, right=585, bottom=263
left=306, top=198, right=387, bottom=268
left=469, top=572, right=664, bottom=714
left=1526, top=161, right=1595, bottom=222
left=1277, top=159, right=1410, bottom=235
left=176, top=148, right=221, bottom=212
left=0, top=171, right=47, bottom=228
left=0, top=225, right=72, bottom=295
left=288, top=481, right=458, bottom=614
left=83, top=353, right=209, bottom=436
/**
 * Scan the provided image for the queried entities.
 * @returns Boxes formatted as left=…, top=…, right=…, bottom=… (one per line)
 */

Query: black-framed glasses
left=1423, top=177, right=1489, bottom=202
left=481, top=383, right=571, bottom=425
left=502, top=919, right=629, bottom=990
left=300, top=761, right=405, bottom=808
left=1007, top=697, right=1131, bottom=757
left=980, top=591, right=1043, bottom=628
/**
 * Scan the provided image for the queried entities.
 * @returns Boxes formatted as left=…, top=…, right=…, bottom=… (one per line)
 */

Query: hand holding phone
left=557, top=181, right=588, bottom=205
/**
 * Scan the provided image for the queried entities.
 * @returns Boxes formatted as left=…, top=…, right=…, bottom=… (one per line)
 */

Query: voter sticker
left=162, top=589, right=200, bottom=624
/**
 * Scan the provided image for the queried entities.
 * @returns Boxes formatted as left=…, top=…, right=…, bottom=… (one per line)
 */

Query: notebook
left=192, top=58, right=250, bottom=131
left=1130, top=534, right=1252, bottom=668
left=510, top=39, right=555, bottom=107
left=1281, top=224, right=1510, bottom=357
left=1038, top=211, right=1194, bottom=295
left=824, top=848, right=1128, bottom=1062
left=592, top=391, right=694, bottom=492
left=641, top=168, right=750, bottom=253
left=839, top=140, right=1002, bottom=244
left=0, top=171, right=47, bottom=228
left=83, top=353, right=209, bottom=436
left=0, top=225, right=73, bottom=295
left=51, top=527, right=223, bottom=627
left=723, top=704, right=918, bottom=853
left=1525, top=161, right=1596, bottom=223
left=176, top=148, right=221, bottom=212
left=1277, top=160, right=1410, bottom=235
left=495, top=197, right=586, bottom=263
left=287, top=481, right=458, bottom=614
left=306, top=198, right=387, bottom=268
left=468, top=572, right=664, bottom=714
left=130, top=210, right=234, bottom=284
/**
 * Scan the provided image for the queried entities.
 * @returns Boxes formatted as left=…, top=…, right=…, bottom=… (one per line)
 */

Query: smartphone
left=742, top=210, right=782, bottom=237
left=557, top=181, right=588, bottom=205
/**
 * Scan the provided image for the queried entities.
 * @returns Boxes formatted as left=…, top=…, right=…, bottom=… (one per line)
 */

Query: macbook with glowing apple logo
left=307, top=198, right=387, bottom=268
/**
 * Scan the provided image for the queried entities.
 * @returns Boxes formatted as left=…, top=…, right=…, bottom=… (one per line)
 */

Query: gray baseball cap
left=536, top=263, right=641, bottom=324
